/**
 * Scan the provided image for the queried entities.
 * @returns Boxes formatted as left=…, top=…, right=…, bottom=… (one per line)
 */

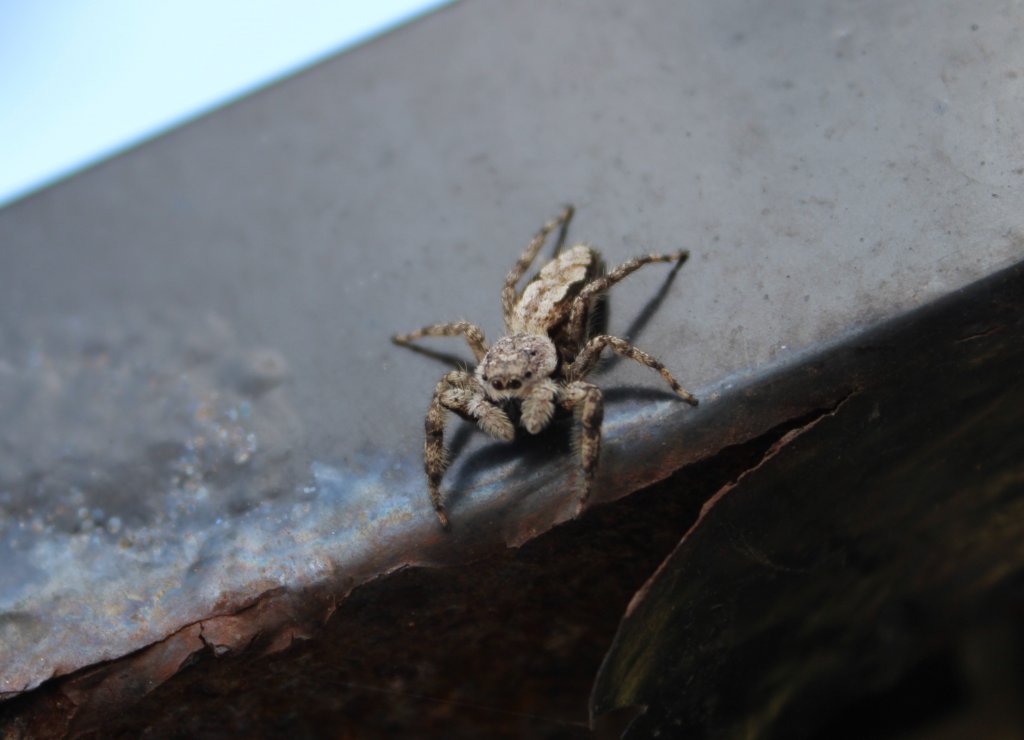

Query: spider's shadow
left=601, top=255, right=686, bottom=371
left=445, top=416, right=574, bottom=508
left=443, top=385, right=681, bottom=507
left=391, top=341, right=469, bottom=368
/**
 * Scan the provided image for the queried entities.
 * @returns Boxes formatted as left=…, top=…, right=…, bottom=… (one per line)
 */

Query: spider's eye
left=492, top=380, right=504, bottom=390
left=481, top=374, right=488, bottom=382
left=508, top=379, right=522, bottom=390
left=524, top=371, right=533, bottom=379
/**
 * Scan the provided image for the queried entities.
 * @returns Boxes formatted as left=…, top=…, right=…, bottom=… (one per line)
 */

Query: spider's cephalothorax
left=392, top=205, right=698, bottom=529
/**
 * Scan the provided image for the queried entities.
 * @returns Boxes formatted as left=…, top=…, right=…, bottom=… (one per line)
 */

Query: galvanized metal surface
left=0, top=0, right=1022, bottom=729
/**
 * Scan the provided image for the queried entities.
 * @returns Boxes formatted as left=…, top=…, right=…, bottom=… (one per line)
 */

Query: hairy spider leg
left=558, top=380, right=604, bottom=514
left=564, top=251, right=689, bottom=348
left=392, top=321, right=489, bottom=362
left=568, top=334, right=698, bottom=405
left=501, top=205, right=575, bottom=326
left=520, top=378, right=560, bottom=434
left=424, top=370, right=513, bottom=527
left=549, top=204, right=575, bottom=258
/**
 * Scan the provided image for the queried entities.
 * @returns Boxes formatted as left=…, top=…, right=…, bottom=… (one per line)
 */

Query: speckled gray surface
left=1, top=0, right=1022, bottom=702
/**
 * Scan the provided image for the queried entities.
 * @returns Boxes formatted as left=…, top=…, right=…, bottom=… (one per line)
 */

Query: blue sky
left=0, top=1, right=449, bottom=207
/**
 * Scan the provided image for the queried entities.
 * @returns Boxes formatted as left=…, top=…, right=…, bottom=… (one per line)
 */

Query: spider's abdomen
left=508, top=245, right=602, bottom=336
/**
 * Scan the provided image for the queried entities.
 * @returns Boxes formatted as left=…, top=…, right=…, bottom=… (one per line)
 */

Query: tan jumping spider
left=393, top=205, right=697, bottom=529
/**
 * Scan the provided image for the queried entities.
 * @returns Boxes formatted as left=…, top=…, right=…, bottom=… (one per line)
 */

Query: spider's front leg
left=425, top=370, right=513, bottom=528
left=558, top=380, right=604, bottom=516
left=392, top=321, right=489, bottom=362
left=521, top=379, right=559, bottom=434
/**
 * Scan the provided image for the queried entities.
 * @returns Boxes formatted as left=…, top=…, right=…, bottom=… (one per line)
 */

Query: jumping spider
left=392, top=205, right=698, bottom=529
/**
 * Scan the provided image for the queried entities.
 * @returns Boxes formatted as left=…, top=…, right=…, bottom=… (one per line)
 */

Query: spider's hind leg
left=564, top=250, right=689, bottom=350
left=501, top=205, right=575, bottom=324
left=568, top=334, right=698, bottom=405
left=549, top=204, right=575, bottom=258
